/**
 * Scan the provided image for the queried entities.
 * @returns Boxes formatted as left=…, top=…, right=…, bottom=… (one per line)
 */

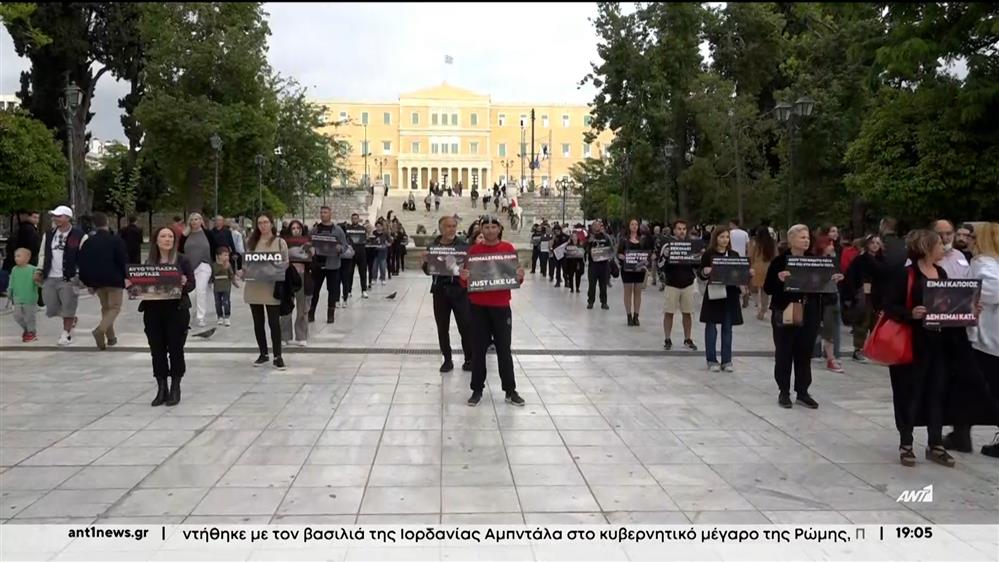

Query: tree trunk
left=186, top=166, right=204, bottom=214
left=851, top=196, right=867, bottom=239
left=73, top=88, right=92, bottom=216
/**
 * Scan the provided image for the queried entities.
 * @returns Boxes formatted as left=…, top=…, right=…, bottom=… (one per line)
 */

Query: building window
left=562, top=114, right=570, bottom=128
left=383, top=173, right=391, bottom=186
left=361, top=112, right=369, bottom=125
left=519, top=114, right=527, bottom=127
left=411, top=112, right=419, bottom=125
left=562, top=143, right=570, bottom=157
left=583, top=143, right=591, bottom=158
left=411, top=141, right=420, bottom=153
left=470, top=142, right=479, bottom=154
left=442, top=143, right=449, bottom=154
left=382, top=141, right=391, bottom=153
left=499, top=143, right=506, bottom=157
left=471, top=113, right=478, bottom=126
left=498, top=114, right=506, bottom=127
left=383, top=112, right=391, bottom=125
left=583, top=115, right=593, bottom=127
left=451, top=113, right=458, bottom=126
left=433, top=143, right=440, bottom=154
left=339, top=111, right=348, bottom=122
left=432, top=113, right=439, bottom=126
left=542, top=115, right=549, bottom=128
left=451, top=142, right=458, bottom=153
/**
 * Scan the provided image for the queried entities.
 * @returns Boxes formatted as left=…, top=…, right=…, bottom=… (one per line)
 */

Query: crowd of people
left=2, top=204, right=996, bottom=463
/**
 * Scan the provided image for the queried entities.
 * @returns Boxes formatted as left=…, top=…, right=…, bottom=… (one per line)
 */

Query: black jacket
left=120, top=224, right=144, bottom=264
left=79, top=230, right=129, bottom=289
left=210, top=227, right=237, bottom=254
left=698, top=249, right=744, bottom=325
left=41, top=226, right=86, bottom=281
left=844, top=252, right=885, bottom=309
left=3, top=221, right=41, bottom=271
left=276, top=264, right=304, bottom=316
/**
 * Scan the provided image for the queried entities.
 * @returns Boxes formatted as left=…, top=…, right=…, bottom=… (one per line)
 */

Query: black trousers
left=251, top=303, right=282, bottom=357
left=470, top=304, right=516, bottom=393
left=952, top=350, right=999, bottom=437
left=538, top=252, right=549, bottom=276
left=564, top=259, right=584, bottom=290
left=310, top=267, right=341, bottom=317
left=433, top=285, right=472, bottom=363
left=587, top=261, right=609, bottom=305
left=341, top=252, right=368, bottom=298
left=550, top=257, right=563, bottom=284
left=366, top=248, right=378, bottom=282
left=143, top=305, right=190, bottom=380
left=531, top=246, right=541, bottom=272
left=771, top=313, right=821, bottom=395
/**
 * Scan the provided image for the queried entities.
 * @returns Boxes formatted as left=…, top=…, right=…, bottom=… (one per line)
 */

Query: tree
left=136, top=2, right=277, bottom=215
left=5, top=3, right=144, bottom=215
left=0, top=111, right=67, bottom=212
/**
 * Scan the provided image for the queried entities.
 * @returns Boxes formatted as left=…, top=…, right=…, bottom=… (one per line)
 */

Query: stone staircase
left=517, top=192, right=584, bottom=227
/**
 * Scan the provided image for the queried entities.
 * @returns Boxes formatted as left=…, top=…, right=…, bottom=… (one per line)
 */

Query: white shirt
left=232, top=229, right=245, bottom=254
left=937, top=248, right=970, bottom=279
left=729, top=228, right=750, bottom=257
left=968, top=256, right=999, bottom=357
left=48, top=230, right=68, bottom=279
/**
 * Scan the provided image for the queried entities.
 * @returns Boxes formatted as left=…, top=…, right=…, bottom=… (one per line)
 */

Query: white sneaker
left=362, top=291, right=370, bottom=299
left=342, top=300, right=349, bottom=308
left=708, top=363, right=721, bottom=372
left=380, top=280, right=386, bottom=286
left=197, top=318, right=207, bottom=327
left=224, top=318, right=231, bottom=327
left=57, top=332, right=72, bottom=346
left=296, top=340, right=308, bottom=348
left=217, top=318, right=224, bottom=326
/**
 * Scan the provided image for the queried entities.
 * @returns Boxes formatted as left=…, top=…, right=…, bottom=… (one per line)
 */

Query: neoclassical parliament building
left=315, top=82, right=614, bottom=191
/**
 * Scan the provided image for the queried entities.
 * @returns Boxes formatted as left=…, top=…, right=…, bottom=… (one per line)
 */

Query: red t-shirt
left=462, top=240, right=518, bottom=307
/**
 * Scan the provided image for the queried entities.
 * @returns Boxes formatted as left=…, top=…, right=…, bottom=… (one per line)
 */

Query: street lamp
left=210, top=133, right=222, bottom=215
left=661, top=139, right=676, bottom=227
left=254, top=154, right=265, bottom=213
left=59, top=79, right=83, bottom=210
left=500, top=159, right=514, bottom=186
left=774, top=96, right=817, bottom=227
left=556, top=178, right=576, bottom=224
left=375, top=157, right=389, bottom=187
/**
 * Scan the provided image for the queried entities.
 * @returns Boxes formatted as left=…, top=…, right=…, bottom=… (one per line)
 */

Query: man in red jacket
left=459, top=216, right=526, bottom=407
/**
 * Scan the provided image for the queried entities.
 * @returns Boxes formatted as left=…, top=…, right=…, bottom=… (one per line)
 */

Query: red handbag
left=862, top=268, right=915, bottom=366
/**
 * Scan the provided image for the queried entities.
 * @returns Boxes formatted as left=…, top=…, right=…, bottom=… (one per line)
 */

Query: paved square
left=2, top=272, right=997, bottom=525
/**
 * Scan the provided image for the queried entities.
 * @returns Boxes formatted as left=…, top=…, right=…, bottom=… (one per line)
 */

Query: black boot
left=327, top=307, right=335, bottom=324
left=633, top=314, right=640, bottom=327
left=165, top=376, right=181, bottom=406
left=151, top=378, right=168, bottom=407
left=308, top=309, right=315, bottom=323
left=627, top=314, right=635, bottom=326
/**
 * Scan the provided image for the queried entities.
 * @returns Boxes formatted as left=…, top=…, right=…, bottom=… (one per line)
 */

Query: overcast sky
left=1, top=2, right=607, bottom=143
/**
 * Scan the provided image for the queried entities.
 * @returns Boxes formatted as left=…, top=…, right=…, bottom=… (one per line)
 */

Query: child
left=212, top=247, right=239, bottom=326
left=9, top=248, right=39, bottom=342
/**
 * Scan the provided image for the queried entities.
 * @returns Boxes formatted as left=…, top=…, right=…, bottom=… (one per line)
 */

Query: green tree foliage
left=0, top=111, right=67, bottom=211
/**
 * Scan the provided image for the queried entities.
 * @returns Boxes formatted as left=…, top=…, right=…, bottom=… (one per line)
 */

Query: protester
left=3, top=210, right=41, bottom=272
left=280, top=220, right=311, bottom=346
left=563, top=223, right=586, bottom=293
left=811, top=234, right=844, bottom=373
left=372, top=222, right=389, bottom=285
left=698, top=226, right=745, bottom=372
left=178, top=213, right=216, bottom=327
left=423, top=216, right=473, bottom=373
left=843, top=235, right=884, bottom=362
left=78, top=212, right=128, bottom=350
left=35, top=205, right=88, bottom=346
left=618, top=219, right=651, bottom=326
left=529, top=224, right=542, bottom=274
left=947, top=222, right=999, bottom=458
left=729, top=219, right=751, bottom=308
left=749, top=227, right=777, bottom=321
left=956, top=223, right=976, bottom=259
left=120, top=215, right=144, bottom=264
left=341, top=213, right=370, bottom=303
left=537, top=225, right=552, bottom=277
left=765, top=224, right=843, bottom=409
left=550, top=224, right=570, bottom=288
left=459, top=216, right=526, bottom=407
left=308, top=206, right=349, bottom=324
left=879, top=216, right=907, bottom=270
left=932, top=219, right=971, bottom=278
left=212, top=247, right=238, bottom=327
left=141, top=226, right=195, bottom=407
left=169, top=216, right=186, bottom=244
left=586, top=219, right=612, bottom=310
left=9, top=248, right=39, bottom=342
left=659, top=219, right=698, bottom=351
left=242, top=213, right=289, bottom=370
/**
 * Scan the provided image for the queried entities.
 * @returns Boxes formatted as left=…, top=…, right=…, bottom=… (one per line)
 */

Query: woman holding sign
left=139, top=227, right=196, bottom=407
left=697, top=227, right=745, bottom=372
left=243, top=213, right=290, bottom=370
left=618, top=219, right=651, bottom=326
left=280, top=220, right=312, bottom=347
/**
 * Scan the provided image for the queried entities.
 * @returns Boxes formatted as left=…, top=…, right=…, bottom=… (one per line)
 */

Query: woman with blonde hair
left=178, top=212, right=216, bottom=327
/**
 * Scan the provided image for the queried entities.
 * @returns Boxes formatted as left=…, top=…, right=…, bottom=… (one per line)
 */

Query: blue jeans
left=214, top=291, right=231, bottom=319
left=704, top=315, right=733, bottom=365
left=375, top=250, right=388, bottom=281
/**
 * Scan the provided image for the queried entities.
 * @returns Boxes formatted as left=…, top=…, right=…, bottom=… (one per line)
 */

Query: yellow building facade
left=315, top=82, right=614, bottom=191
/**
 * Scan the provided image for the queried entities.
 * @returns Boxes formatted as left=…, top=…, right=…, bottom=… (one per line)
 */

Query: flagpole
left=548, top=129, right=553, bottom=194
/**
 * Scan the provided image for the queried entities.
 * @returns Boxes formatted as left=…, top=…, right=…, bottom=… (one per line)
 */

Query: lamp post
left=661, top=139, right=676, bottom=228
left=254, top=154, right=264, bottom=213
left=774, top=96, right=816, bottom=227
left=556, top=178, right=576, bottom=224
left=375, top=157, right=389, bottom=187
left=59, top=79, right=83, bottom=210
left=210, top=133, right=222, bottom=215
left=500, top=159, right=514, bottom=186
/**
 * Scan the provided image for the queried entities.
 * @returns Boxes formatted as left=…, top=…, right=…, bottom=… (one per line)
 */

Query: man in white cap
left=34, top=205, right=88, bottom=346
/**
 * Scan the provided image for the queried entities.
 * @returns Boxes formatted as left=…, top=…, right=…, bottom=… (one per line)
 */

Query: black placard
left=285, top=236, right=312, bottom=263
left=565, top=245, right=585, bottom=259
left=310, top=233, right=340, bottom=257
left=467, top=251, right=520, bottom=292
left=785, top=256, right=838, bottom=293
left=127, top=264, right=182, bottom=300
left=924, top=279, right=981, bottom=327
left=709, top=256, right=751, bottom=285
left=426, top=243, right=468, bottom=276
left=623, top=250, right=650, bottom=272
left=666, top=240, right=705, bottom=265
left=344, top=226, right=366, bottom=245
left=243, top=252, right=287, bottom=282
left=590, top=245, right=613, bottom=262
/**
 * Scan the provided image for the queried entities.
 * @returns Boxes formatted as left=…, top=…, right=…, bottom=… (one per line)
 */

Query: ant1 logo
left=896, top=484, right=933, bottom=503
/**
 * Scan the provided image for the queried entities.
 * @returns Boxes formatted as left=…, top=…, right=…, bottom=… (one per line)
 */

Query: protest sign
left=785, top=256, right=838, bottom=293
left=565, top=245, right=585, bottom=259
left=344, top=225, right=367, bottom=245
left=623, top=250, right=650, bottom=272
left=426, top=243, right=468, bottom=276
left=127, top=265, right=182, bottom=300
left=666, top=240, right=705, bottom=265
left=310, top=233, right=340, bottom=257
left=284, top=236, right=312, bottom=263
left=243, top=252, right=287, bottom=283
left=590, top=245, right=613, bottom=262
left=924, top=279, right=981, bottom=327
left=709, top=256, right=751, bottom=286
left=467, top=251, right=520, bottom=292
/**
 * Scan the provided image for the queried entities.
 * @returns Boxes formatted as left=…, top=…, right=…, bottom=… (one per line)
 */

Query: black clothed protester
left=764, top=251, right=822, bottom=396
left=422, top=236, right=472, bottom=366
left=341, top=221, right=369, bottom=299
left=530, top=225, right=542, bottom=273
left=538, top=231, right=552, bottom=277
left=308, top=222, right=344, bottom=320
left=550, top=232, right=570, bottom=285
left=586, top=232, right=612, bottom=306
left=120, top=223, right=144, bottom=264
left=141, top=256, right=196, bottom=382
left=2, top=219, right=41, bottom=271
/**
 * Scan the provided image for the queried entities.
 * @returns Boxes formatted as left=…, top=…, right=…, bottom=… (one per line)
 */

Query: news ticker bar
left=1, top=524, right=997, bottom=561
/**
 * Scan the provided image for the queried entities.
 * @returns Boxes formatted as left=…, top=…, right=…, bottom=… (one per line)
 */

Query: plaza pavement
left=0, top=271, right=997, bottom=528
